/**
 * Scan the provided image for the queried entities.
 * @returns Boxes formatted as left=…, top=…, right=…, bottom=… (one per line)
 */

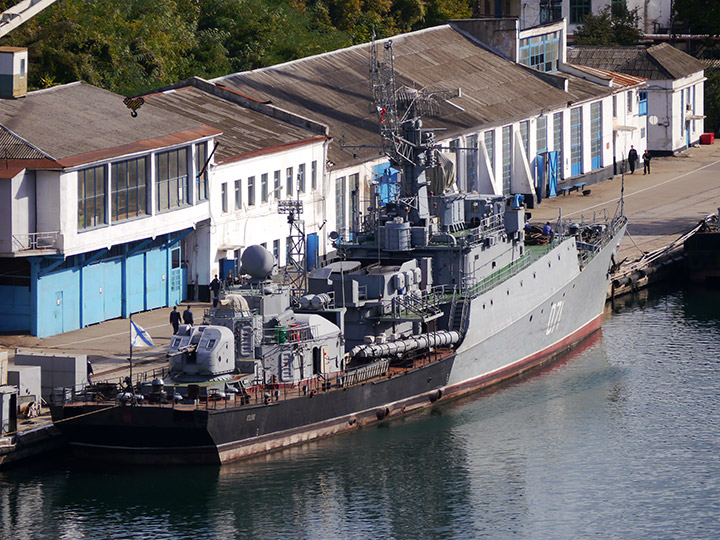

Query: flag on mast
left=130, top=320, right=155, bottom=348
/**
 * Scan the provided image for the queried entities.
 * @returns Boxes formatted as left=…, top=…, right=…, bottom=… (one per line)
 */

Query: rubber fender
left=429, top=389, right=443, bottom=403
left=375, top=407, right=390, bottom=420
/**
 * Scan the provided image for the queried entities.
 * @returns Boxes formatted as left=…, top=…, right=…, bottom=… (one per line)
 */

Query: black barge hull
left=51, top=355, right=455, bottom=465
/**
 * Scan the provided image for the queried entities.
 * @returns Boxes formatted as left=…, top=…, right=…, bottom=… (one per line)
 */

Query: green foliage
left=704, top=68, right=720, bottom=134
left=574, top=6, right=642, bottom=47
left=0, top=0, right=474, bottom=96
left=673, top=0, right=720, bottom=37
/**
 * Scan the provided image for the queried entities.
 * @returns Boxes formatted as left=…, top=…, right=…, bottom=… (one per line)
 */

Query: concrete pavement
left=2, top=141, right=719, bottom=380
left=530, top=142, right=720, bottom=261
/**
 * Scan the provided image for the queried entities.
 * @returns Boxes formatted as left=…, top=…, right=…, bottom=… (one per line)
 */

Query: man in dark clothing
left=183, top=305, right=194, bottom=326
left=209, top=274, right=221, bottom=307
left=169, top=306, right=181, bottom=333
left=643, top=149, right=651, bottom=174
left=628, top=146, right=638, bottom=174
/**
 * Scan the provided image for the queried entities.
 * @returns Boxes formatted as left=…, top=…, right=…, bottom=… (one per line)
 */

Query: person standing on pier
left=210, top=274, right=221, bottom=307
left=628, top=146, right=638, bottom=174
left=643, top=150, right=651, bottom=175
left=183, top=305, right=194, bottom=326
left=169, top=306, right=181, bottom=334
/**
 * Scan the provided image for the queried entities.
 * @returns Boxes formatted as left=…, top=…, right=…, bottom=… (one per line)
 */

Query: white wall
left=208, top=138, right=328, bottom=279
left=519, top=0, right=672, bottom=35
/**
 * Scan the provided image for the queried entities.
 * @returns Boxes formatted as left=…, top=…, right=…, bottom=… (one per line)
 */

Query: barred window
left=156, top=148, right=189, bottom=212
left=111, top=157, right=146, bottom=222
left=78, top=165, right=107, bottom=230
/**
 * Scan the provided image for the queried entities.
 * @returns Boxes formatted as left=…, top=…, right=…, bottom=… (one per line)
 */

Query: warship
left=50, top=40, right=626, bottom=465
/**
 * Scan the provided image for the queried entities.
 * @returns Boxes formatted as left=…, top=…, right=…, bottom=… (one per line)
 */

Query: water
left=3, top=285, right=720, bottom=540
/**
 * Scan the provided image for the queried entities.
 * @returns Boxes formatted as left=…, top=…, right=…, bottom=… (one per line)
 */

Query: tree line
left=0, top=0, right=470, bottom=97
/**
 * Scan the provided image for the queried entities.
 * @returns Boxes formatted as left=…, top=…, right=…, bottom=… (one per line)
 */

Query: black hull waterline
left=52, top=354, right=456, bottom=465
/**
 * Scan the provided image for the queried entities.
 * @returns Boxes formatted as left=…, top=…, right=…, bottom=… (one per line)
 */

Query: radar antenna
left=370, top=35, right=460, bottom=225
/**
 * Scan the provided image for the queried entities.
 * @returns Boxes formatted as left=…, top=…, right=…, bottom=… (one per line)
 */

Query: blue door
left=548, top=151, right=559, bottom=198
left=307, top=233, right=319, bottom=270
left=53, top=291, right=64, bottom=335
left=145, top=248, right=166, bottom=310
left=536, top=154, right=545, bottom=202
left=126, top=253, right=145, bottom=315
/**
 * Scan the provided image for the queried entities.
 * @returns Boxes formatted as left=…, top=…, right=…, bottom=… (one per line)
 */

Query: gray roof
left=0, top=82, right=215, bottom=164
left=566, top=43, right=705, bottom=80
left=142, top=84, right=321, bottom=164
left=214, top=25, right=605, bottom=169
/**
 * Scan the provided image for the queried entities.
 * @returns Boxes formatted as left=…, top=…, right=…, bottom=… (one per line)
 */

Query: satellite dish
left=329, top=231, right=339, bottom=240
left=649, top=115, right=658, bottom=126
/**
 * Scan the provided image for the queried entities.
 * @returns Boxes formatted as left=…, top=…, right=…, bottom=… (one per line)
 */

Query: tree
left=574, top=6, right=642, bottom=47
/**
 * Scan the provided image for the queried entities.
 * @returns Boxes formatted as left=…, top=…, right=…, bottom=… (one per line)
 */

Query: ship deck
left=57, top=348, right=456, bottom=413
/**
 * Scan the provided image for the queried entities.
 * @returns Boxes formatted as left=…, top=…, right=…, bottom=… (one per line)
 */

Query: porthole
left=506, top=290, right=510, bottom=295
left=529, top=315, right=533, bottom=322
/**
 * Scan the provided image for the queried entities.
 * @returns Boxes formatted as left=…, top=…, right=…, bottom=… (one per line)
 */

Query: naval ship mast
left=370, top=37, right=459, bottom=228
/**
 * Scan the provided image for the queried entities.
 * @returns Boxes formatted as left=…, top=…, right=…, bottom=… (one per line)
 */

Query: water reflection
left=2, top=287, right=720, bottom=539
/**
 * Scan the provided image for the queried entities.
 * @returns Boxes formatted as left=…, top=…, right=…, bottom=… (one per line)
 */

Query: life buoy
left=309, top=389, right=318, bottom=398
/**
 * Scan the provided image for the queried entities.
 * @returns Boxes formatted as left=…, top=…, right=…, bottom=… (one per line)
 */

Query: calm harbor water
left=2, top=284, right=720, bottom=540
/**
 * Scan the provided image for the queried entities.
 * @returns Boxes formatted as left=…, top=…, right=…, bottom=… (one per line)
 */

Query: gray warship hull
left=52, top=222, right=624, bottom=465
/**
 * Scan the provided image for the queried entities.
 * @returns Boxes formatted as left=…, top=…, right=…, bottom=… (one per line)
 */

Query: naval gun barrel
left=349, top=330, right=460, bottom=358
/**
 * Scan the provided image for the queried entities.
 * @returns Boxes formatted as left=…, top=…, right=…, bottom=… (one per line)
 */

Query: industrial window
left=627, top=91, right=633, bottom=113
left=311, top=160, right=317, bottom=190
left=221, top=183, right=228, bottom=213
left=261, top=173, right=268, bottom=203
left=273, top=170, right=281, bottom=200
left=536, top=116, right=548, bottom=154
left=298, top=163, right=306, bottom=193
left=519, top=32, right=560, bottom=72
left=519, top=121, right=529, bottom=157
left=611, top=0, right=626, bottom=16
left=502, top=126, right=512, bottom=196
left=638, top=90, right=648, bottom=116
left=286, top=166, right=294, bottom=197
left=248, top=176, right=255, bottom=206
left=590, top=102, right=603, bottom=170
left=466, top=134, right=478, bottom=191
left=156, top=148, right=189, bottom=212
left=336, top=176, right=346, bottom=234
left=78, top=165, right=107, bottom=230
left=612, top=95, right=617, bottom=118
left=111, top=156, right=146, bottom=223
left=569, top=0, right=591, bottom=24
left=350, top=173, right=359, bottom=235
left=570, top=107, right=583, bottom=176
left=273, top=239, right=280, bottom=263
left=539, top=0, right=562, bottom=23
left=195, top=142, right=208, bottom=202
left=553, top=112, right=563, bottom=177
left=235, top=179, right=242, bottom=209
left=484, top=130, right=495, bottom=173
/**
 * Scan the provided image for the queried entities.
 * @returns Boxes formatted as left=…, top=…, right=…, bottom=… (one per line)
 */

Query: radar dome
left=241, top=245, right=275, bottom=278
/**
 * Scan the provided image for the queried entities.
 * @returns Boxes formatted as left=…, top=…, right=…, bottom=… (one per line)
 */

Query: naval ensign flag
left=130, top=320, right=155, bottom=348
left=128, top=319, right=154, bottom=386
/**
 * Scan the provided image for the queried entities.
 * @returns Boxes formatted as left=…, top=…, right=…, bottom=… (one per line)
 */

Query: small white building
left=567, top=43, right=706, bottom=153
left=474, top=0, right=673, bottom=34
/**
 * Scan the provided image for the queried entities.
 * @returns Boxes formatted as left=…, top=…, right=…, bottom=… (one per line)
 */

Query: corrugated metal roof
left=0, top=82, right=218, bottom=163
left=567, top=43, right=704, bottom=80
left=214, top=25, right=608, bottom=169
left=567, top=64, right=647, bottom=87
left=142, top=85, right=322, bottom=164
